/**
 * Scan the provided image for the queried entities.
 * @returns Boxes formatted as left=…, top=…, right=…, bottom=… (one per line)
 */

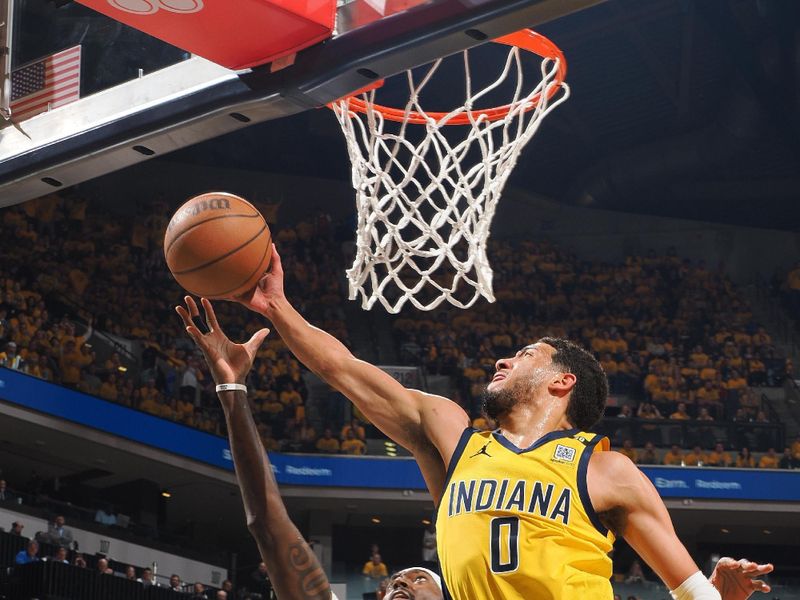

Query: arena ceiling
left=165, top=0, right=800, bottom=231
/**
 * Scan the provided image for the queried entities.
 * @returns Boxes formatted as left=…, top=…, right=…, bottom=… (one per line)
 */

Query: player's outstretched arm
left=588, top=451, right=719, bottom=598
left=176, top=296, right=331, bottom=600
left=235, top=246, right=469, bottom=499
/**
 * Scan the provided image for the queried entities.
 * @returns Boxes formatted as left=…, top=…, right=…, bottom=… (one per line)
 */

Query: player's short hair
left=538, top=337, right=608, bottom=430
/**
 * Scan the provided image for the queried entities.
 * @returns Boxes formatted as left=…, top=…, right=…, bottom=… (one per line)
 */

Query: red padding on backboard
left=75, top=0, right=336, bottom=70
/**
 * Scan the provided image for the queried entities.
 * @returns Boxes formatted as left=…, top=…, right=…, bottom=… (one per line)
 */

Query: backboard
left=0, top=0, right=606, bottom=208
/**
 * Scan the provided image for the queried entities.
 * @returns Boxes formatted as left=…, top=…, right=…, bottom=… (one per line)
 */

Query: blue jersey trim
left=576, top=434, right=610, bottom=537
left=491, top=428, right=580, bottom=454
left=434, top=426, right=476, bottom=525
left=442, top=427, right=476, bottom=493
left=441, top=573, right=453, bottom=600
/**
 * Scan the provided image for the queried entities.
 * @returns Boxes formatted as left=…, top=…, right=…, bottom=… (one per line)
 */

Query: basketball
left=164, top=192, right=272, bottom=299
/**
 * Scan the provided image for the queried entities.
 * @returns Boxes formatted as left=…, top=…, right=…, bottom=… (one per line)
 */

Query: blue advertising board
left=639, top=466, right=800, bottom=501
left=1, top=367, right=799, bottom=500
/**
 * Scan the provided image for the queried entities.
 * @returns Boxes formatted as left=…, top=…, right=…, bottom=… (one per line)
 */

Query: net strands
left=333, top=38, right=569, bottom=313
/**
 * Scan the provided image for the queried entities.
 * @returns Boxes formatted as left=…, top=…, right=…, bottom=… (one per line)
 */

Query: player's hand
left=175, top=296, right=269, bottom=390
left=234, top=243, right=285, bottom=316
left=710, top=557, right=773, bottom=600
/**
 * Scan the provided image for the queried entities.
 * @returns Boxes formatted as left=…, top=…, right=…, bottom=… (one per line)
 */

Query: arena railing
left=2, top=559, right=207, bottom=600
left=46, top=290, right=138, bottom=367
left=0, top=486, right=227, bottom=567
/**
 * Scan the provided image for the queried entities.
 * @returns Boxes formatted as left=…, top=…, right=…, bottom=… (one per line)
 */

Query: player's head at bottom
left=384, top=567, right=442, bottom=600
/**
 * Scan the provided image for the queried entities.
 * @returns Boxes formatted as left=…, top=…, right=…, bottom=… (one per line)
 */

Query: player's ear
left=548, top=372, right=576, bottom=397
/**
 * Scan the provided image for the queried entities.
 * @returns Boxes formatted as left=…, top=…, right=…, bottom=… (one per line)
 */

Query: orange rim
left=334, top=29, right=566, bottom=125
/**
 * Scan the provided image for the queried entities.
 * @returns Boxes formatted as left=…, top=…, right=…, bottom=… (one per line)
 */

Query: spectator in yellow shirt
left=340, top=429, right=367, bottom=455
left=699, top=363, right=717, bottom=381
left=758, top=448, right=779, bottom=469
left=696, top=381, right=720, bottom=405
left=340, top=418, right=366, bottom=442
left=697, top=407, right=714, bottom=421
left=279, top=383, right=303, bottom=409
left=98, top=374, right=119, bottom=402
left=669, top=402, right=691, bottom=420
left=638, top=441, right=658, bottom=465
left=591, top=332, right=612, bottom=355
left=689, top=346, right=708, bottom=367
left=363, top=553, right=388, bottom=581
left=746, top=355, right=766, bottom=385
left=59, top=340, right=93, bottom=386
left=663, top=445, right=684, bottom=466
left=316, top=429, right=340, bottom=454
left=139, top=379, right=159, bottom=404
left=706, top=443, right=732, bottom=467
left=608, top=331, right=628, bottom=355
left=683, top=445, right=707, bottom=466
left=751, top=327, right=772, bottom=347
left=736, top=447, right=755, bottom=468
left=176, top=397, right=195, bottom=422
left=261, top=393, right=285, bottom=418
left=138, top=393, right=161, bottom=416
left=726, top=370, right=747, bottom=391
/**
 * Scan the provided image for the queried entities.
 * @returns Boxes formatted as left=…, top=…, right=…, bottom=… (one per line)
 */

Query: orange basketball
left=164, top=192, right=272, bottom=299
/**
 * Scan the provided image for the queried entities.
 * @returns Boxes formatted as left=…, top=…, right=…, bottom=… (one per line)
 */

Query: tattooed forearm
left=287, top=540, right=331, bottom=599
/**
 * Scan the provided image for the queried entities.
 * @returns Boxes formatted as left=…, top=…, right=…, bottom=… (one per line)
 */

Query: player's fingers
left=750, top=579, right=771, bottom=592
left=201, top=298, right=220, bottom=332
left=717, top=557, right=736, bottom=568
left=245, top=328, right=271, bottom=355
left=741, top=560, right=772, bottom=575
left=271, top=244, right=283, bottom=274
left=185, top=295, right=200, bottom=317
left=739, top=559, right=756, bottom=572
left=745, top=563, right=774, bottom=577
left=184, top=325, right=204, bottom=346
left=175, top=305, right=194, bottom=330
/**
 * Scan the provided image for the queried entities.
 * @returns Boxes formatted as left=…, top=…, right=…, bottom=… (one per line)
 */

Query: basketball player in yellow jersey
left=232, top=246, right=773, bottom=600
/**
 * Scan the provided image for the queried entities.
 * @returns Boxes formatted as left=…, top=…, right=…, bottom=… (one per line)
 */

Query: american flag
left=10, top=45, right=81, bottom=121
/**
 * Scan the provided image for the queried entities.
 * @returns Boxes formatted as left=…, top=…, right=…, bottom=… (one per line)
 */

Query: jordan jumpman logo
left=469, top=441, right=493, bottom=458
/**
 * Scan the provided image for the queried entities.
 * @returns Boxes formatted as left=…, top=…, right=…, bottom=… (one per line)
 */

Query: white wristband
left=670, top=571, right=721, bottom=600
left=215, top=383, right=247, bottom=394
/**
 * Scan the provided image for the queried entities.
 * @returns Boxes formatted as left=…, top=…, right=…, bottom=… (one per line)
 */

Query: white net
left=332, top=39, right=569, bottom=313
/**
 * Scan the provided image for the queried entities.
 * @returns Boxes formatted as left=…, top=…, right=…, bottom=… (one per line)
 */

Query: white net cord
left=332, top=46, right=570, bottom=313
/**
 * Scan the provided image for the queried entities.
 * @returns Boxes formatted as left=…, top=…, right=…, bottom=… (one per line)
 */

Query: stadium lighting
left=161, top=490, right=172, bottom=498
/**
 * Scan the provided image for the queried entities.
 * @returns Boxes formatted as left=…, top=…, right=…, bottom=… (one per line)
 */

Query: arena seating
left=0, top=193, right=793, bottom=462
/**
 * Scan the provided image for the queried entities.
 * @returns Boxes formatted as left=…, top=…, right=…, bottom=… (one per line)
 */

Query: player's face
left=487, top=343, right=556, bottom=393
left=385, top=569, right=442, bottom=600
left=482, top=343, right=560, bottom=420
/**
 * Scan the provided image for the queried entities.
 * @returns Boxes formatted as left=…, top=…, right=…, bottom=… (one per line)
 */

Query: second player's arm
left=219, top=389, right=330, bottom=600
left=176, top=297, right=330, bottom=600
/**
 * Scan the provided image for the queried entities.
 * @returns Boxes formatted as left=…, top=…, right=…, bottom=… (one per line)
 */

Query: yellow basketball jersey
left=436, top=428, right=615, bottom=600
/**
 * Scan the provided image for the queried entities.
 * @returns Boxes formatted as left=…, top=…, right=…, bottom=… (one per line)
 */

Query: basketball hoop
left=331, top=29, right=569, bottom=313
